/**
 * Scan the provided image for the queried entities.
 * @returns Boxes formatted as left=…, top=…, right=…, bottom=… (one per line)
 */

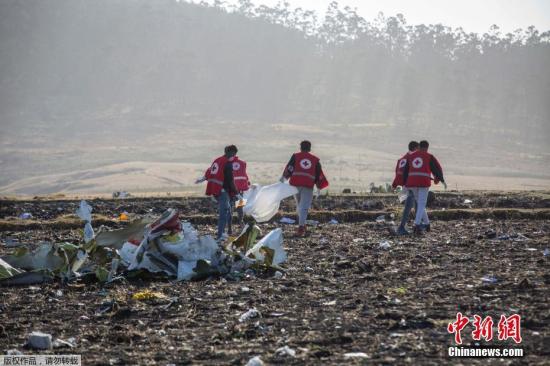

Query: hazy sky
left=205, top=0, right=550, bottom=34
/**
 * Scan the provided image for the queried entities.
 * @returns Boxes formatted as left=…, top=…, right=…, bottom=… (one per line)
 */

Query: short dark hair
left=419, top=140, right=429, bottom=149
left=224, top=145, right=238, bottom=155
left=300, top=140, right=311, bottom=152
left=408, top=141, right=419, bottom=151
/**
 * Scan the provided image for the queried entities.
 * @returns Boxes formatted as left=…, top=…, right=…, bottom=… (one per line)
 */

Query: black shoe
left=425, top=224, right=431, bottom=232
left=413, top=225, right=424, bottom=236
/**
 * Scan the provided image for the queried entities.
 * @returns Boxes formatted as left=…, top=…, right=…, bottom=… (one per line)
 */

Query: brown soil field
left=1, top=192, right=549, bottom=365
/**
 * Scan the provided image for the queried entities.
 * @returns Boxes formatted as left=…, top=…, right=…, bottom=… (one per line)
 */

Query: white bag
left=243, top=183, right=298, bottom=222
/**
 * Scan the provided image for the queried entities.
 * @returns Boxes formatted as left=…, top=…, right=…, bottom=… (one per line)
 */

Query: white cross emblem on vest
left=300, top=158, right=312, bottom=170
left=412, top=157, right=423, bottom=169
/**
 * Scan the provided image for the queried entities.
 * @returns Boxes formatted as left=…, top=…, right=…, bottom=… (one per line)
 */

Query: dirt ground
left=1, top=192, right=549, bottom=365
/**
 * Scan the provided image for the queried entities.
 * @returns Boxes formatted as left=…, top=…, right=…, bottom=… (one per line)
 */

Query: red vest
left=392, top=152, right=409, bottom=188
left=288, top=152, right=329, bottom=189
left=406, top=150, right=432, bottom=187
left=204, top=155, right=228, bottom=196
left=230, top=156, right=250, bottom=192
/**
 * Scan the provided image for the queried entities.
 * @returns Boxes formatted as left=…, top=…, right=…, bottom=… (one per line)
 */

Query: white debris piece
left=246, top=228, right=286, bottom=265
left=275, top=345, right=296, bottom=357
left=239, top=308, right=261, bottom=322
left=83, top=222, right=95, bottom=243
left=280, top=217, right=296, bottom=224
left=27, top=331, right=53, bottom=350
left=76, top=200, right=93, bottom=223
left=246, top=356, right=264, bottom=366
left=378, top=241, right=391, bottom=250
left=344, top=352, right=369, bottom=359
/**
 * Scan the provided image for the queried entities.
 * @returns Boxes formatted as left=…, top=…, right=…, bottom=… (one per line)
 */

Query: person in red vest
left=392, top=141, right=418, bottom=235
left=403, top=140, right=446, bottom=234
left=280, top=140, right=329, bottom=237
left=195, top=145, right=241, bottom=241
left=228, top=153, right=250, bottom=231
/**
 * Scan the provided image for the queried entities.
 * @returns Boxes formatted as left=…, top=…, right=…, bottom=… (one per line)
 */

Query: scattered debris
left=239, top=308, right=261, bottom=322
left=52, top=337, right=76, bottom=349
left=1, top=201, right=288, bottom=285
left=481, top=275, right=498, bottom=284
left=280, top=217, right=296, bottom=224
left=344, top=352, right=369, bottom=359
left=512, top=233, right=529, bottom=242
left=329, top=218, right=339, bottom=225
left=544, top=248, right=549, bottom=257
left=132, top=290, right=167, bottom=301
left=375, top=215, right=385, bottom=223
left=27, top=331, right=52, bottom=350
left=18, top=213, right=33, bottom=220
left=275, top=345, right=296, bottom=358
left=305, top=219, right=320, bottom=226
left=484, top=229, right=497, bottom=239
left=245, top=356, right=264, bottom=366
left=352, top=238, right=365, bottom=243
left=0, top=258, right=23, bottom=280
left=464, top=199, right=473, bottom=204
left=378, top=241, right=391, bottom=250
left=2, top=237, right=22, bottom=248
left=112, top=191, right=130, bottom=199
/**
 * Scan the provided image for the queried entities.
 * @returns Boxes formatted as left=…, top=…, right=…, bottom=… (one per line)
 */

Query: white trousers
left=409, top=187, right=430, bottom=226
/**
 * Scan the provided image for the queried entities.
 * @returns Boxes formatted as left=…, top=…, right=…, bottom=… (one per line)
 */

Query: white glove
left=279, top=176, right=286, bottom=183
left=442, top=181, right=448, bottom=190
left=314, top=188, right=320, bottom=198
left=195, top=176, right=206, bottom=184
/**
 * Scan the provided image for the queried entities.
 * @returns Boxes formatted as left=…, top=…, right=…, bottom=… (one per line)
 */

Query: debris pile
left=0, top=201, right=287, bottom=285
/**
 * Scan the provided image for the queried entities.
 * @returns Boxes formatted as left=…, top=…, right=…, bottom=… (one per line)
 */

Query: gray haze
left=0, top=0, right=549, bottom=195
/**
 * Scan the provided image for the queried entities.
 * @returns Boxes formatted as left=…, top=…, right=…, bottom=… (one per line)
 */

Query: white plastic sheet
left=243, top=183, right=298, bottom=222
